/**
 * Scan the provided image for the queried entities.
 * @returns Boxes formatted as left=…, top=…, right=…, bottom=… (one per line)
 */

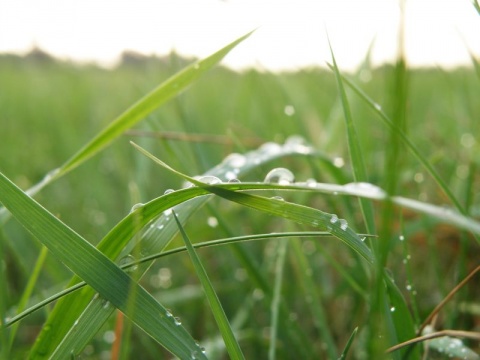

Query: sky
left=1, top=0, right=479, bottom=71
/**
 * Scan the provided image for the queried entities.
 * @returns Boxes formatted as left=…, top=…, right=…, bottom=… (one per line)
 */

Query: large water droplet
left=258, top=142, right=283, bottom=156
left=197, top=176, right=222, bottom=185
left=330, top=214, right=338, bottom=224
left=174, top=317, right=182, bottom=326
left=164, top=208, right=173, bottom=217
left=339, top=219, right=348, bottom=231
left=164, top=189, right=174, bottom=195
left=264, top=168, right=295, bottom=185
left=222, top=153, right=246, bottom=168
left=130, top=203, right=144, bottom=213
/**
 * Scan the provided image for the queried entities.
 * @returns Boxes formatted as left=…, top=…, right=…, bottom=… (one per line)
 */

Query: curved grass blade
left=131, top=143, right=375, bottom=264
left=0, top=30, right=254, bottom=226
left=6, top=231, right=337, bottom=328
left=0, top=171, right=207, bottom=360
left=173, top=211, right=245, bottom=360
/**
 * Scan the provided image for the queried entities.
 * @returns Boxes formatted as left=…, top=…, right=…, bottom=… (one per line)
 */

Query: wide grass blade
left=173, top=211, right=245, bottom=360
left=0, top=171, right=207, bottom=359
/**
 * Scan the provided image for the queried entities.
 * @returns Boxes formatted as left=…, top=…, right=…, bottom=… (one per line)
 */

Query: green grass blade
left=338, top=327, right=358, bottom=360
left=7, top=246, right=48, bottom=350
left=326, top=65, right=466, bottom=215
left=6, top=231, right=335, bottom=328
left=291, top=240, right=339, bottom=358
left=173, top=211, right=245, bottom=360
left=268, top=238, right=288, bottom=360
left=327, top=37, right=376, bottom=236
left=0, top=171, right=207, bottom=359
left=0, top=30, right=254, bottom=228
left=30, top=140, right=328, bottom=357
left=131, top=143, right=374, bottom=264
left=54, top=31, right=253, bottom=180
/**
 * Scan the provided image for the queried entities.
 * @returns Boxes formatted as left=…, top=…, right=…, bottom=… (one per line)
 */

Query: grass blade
left=0, top=171, right=207, bottom=359
left=173, top=211, right=245, bottom=360
left=131, top=143, right=374, bottom=264
left=29, top=140, right=328, bottom=357
left=327, top=36, right=376, bottom=236
left=268, top=238, right=288, bottom=360
left=0, top=30, right=254, bottom=228
left=338, top=327, right=358, bottom=360
left=55, top=31, right=254, bottom=180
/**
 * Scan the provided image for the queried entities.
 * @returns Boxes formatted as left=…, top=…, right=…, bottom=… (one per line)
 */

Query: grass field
left=0, top=31, right=479, bottom=359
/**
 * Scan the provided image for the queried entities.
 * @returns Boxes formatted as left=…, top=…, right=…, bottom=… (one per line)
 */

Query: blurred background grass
left=1, top=50, right=479, bottom=358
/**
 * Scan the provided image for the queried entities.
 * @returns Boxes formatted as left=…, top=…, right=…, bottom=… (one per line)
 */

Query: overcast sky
left=1, top=0, right=479, bottom=71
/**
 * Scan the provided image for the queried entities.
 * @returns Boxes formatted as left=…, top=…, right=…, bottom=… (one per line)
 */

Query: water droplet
left=225, top=171, right=237, bottom=181
left=164, top=189, right=174, bottom=195
left=283, top=135, right=312, bottom=154
left=207, top=216, right=218, bottom=228
left=130, top=203, right=144, bottom=213
left=460, top=133, right=475, bottom=148
left=284, top=105, right=295, bottom=116
left=258, top=142, right=283, bottom=156
left=339, top=219, right=348, bottom=231
left=164, top=208, right=173, bottom=217
left=166, top=310, right=173, bottom=318
left=390, top=306, right=395, bottom=312
left=120, top=255, right=138, bottom=273
left=333, top=157, right=345, bottom=168
left=330, top=214, right=338, bottom=224
left=101, top=298, right=111, bottom=309
left=264, top=168, right=295, bottom=185
left=306, top=178, right=317, bottom=188
left=182, top=180, right=195, bottom=188
left=222, top=153, right=246, bottom=168
left=399, top=235, right=405, bottom=241
left=103, top=330, right=116, bottom=344
left=197, top=176, right=222, bottom=185
left=374, top=103, right=382, bottom=111
left=228, top=177, right=241, bottom=183
left=406, top=284, right=412, bottom=291
left=156, top=224, right=164, bottom=230
left=270, top=196, right=285, bottom=201
left=414, top=173, right=424, bottom=183
left=174, top=317, right=182, bottom=326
